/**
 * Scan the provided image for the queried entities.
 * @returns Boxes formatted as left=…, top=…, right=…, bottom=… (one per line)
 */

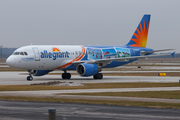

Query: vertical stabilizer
left=126, top=14, right=151, bottom=48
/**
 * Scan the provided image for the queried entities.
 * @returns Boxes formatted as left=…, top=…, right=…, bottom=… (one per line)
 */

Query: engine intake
left=76, top=63, right=98, bottom=76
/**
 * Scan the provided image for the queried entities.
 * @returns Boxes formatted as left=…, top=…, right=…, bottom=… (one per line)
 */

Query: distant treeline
left=0, top=47, right=17, bottom=58
left=0, top=47, right=180, bottom=58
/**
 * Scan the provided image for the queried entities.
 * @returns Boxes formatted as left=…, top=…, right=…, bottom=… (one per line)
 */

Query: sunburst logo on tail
left=126, top=15, right=151, bottom=48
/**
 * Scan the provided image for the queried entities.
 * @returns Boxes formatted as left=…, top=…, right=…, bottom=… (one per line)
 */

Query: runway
left=0, top=100, right=180, bottom=120
left=0, top=71, right=180, bottom=85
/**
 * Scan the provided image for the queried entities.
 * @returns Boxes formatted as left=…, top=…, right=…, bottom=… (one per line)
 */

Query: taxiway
left=0, top=71, right=180, bottom=85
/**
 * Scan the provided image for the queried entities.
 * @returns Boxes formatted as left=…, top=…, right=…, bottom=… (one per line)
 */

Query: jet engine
left=30, top=70, right=51, bottom=76
left=76, top=63, right=99, bottom=76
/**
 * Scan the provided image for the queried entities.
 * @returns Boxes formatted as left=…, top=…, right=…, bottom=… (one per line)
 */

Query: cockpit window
left=20, top=52, right=24, bottom=55
left=13, top=51, right=28, bottom=55
left=13, top=52, right=20, bottom=55
left=24, top=52, right=28, bottom=55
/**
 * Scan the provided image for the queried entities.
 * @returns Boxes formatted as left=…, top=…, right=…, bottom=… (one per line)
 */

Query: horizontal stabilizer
left=171, top=52, right=175, bottom=58
left=140, top=49, right=175, bottom=55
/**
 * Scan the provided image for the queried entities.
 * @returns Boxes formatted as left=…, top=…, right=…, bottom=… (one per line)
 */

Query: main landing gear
left=27, top=70, right=33, bottom=81
left=93, top=73, right=103, bottom=79
left=62, top=71, right=71, bottom=79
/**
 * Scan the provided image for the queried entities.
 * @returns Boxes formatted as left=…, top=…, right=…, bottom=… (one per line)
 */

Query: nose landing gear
left=27, top=70, right=33, bottom=81
left=27, top=76, right=33, bottom=81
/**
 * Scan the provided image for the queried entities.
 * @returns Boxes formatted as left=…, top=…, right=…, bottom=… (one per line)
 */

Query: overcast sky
left=0, top=0, right=179, bottom=52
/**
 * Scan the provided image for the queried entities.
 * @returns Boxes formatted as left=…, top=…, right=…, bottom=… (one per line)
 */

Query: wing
left=72, top=53, right=172, bottom=67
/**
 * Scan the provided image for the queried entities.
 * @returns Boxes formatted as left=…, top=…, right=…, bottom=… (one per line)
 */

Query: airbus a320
left=6, top=14, right=174, bottom=81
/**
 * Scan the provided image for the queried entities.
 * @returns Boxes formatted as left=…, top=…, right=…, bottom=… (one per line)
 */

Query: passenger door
left=32, top=48, right=40, bottom=61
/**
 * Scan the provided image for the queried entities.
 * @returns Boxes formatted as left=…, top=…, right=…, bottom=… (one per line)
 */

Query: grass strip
left=63, top=91, right=180, bottom=99
left=0, top=83, right=180, bottom=91
left=0, top=96, right=180, bottom=109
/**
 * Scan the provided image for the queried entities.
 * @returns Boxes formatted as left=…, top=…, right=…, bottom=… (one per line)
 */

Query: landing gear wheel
left=62, top=73, right=66, bottom=79
left=27, top=76, right=33, bottom=81
left=93, top=74, right=98, bottom=79
left=66, top=73, right=71, bottom=79
left=62, top=73, right=71, bottom=79
left=98, top=73, right=103, bottom=79
left=93, top=73, right=103, bottom=79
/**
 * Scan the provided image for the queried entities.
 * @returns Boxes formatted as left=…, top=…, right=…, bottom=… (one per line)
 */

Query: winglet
left=171, top=52, right=175, bottom=58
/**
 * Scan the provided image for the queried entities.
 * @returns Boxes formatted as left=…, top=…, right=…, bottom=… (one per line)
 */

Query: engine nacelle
left=76, top=63, right=98, bottom=76
left=30, top=70, right=51, bottom=76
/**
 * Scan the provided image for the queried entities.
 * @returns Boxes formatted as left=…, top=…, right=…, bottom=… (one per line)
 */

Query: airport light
left=48, top=108, right=56, bottom=120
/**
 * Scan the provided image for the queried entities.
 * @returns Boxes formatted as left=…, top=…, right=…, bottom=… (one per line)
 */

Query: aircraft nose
left=6, top=56, right=16, bottom=67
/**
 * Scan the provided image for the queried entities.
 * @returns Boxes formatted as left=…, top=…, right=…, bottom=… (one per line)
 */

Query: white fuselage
left=6, top=45, right=85, bottom=70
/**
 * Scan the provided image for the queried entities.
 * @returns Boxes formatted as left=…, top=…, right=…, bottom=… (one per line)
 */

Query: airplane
left=6, top=14, right=175, bottom=81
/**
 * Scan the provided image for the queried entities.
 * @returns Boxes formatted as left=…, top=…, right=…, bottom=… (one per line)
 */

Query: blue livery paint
left=21, top=58, right=34, bottom=61
left=59, top=46, right=154, bottom=71
left=79, top=63, right=98, bottom=76
left=33, top=70, right=51, bottom=76
left=79, top=46, right=153, bottom=69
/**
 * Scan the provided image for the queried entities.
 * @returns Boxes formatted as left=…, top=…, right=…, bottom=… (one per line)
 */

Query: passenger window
left=24, top=52, right=28, bottom=55
left=20, top=52, right=24, bottom=55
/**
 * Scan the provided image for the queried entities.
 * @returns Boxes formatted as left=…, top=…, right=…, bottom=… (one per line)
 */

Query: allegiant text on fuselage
left=41, top=50, right=69, bottom=60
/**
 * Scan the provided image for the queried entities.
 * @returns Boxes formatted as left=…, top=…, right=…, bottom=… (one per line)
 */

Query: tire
left=62, top=73, right=66, bottom=79
left=66, top=73, right=71, bottom=79
left=27, top=76, right=33, bottom=81
left=93, top=73, right=103, bottom=79
left=98, top=73, right=103, bottom=79
left=30, top=76, right=33, bottom=81
left=27, top=76, right=30, bottom=81
left=93, top=74, right=98, bottom=79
